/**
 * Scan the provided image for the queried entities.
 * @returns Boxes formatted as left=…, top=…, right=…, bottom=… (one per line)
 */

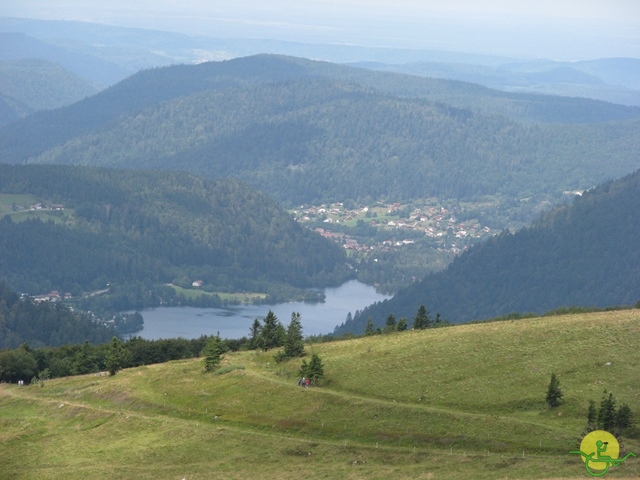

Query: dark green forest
left=336, top=169, right=640, bottom=333
left=0, top=164, right=351, bottom=307
left=0, top=282, right=114, bottom=349
left=2, top=55, right=639, bottom=212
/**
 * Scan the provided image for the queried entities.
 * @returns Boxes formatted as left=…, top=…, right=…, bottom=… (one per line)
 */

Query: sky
left=2, top=0, right=640, bottom=60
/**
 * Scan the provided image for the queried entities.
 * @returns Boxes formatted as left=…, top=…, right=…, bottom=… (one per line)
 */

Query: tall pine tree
left=384, top=314, right=397, bottom=333
left=202, top=334, right=225, bottom=372
left=412, top=305, right=431, bottom=329
left=545, top=373, right=563, bottom=408
left=258, top=310, right=285, bottom=351
left=598, top=392, right=617, bottom=431
left=283, top=312, right=305, bottom=358
left=249, top=318, right=261, bottom=350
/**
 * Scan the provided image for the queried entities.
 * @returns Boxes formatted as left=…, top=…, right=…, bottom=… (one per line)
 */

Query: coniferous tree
left=598, top=392, right=616, bottom=431
left=397, top=317, right=408, bottom=331
left=249, top=318, right=261, bottom=350
left=384, top=314, right=397, bottom=333
left=616, top=403, right=634, bottom=431
left=545, top=373, right=563, bottom=408
left=283, top=312, right=305, bottom=359
left=307, top=353, right=325, bottom=386
left=258, top=310, right=284, bottom=351
left=104, top=336, right=129, bottom=376
left=364, top=317, right=375, bottom=336
left=345, top=312, right=353, bottom=325
left=412, top=305, right=431, bottom=329
left=589, top=392, right=634, bottom=432
left=202, top=334, right=225, bottom=372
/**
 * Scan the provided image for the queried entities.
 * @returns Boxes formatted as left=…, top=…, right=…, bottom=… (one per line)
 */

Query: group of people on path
left=297, top=377, right=311, bottom=388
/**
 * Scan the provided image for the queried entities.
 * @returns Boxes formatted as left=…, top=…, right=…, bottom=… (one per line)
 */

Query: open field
left=0, top=192, right=74, bottom=225
left=167, top=284, right=268, bottom=303
left=1, top=310, right=638, bottom=479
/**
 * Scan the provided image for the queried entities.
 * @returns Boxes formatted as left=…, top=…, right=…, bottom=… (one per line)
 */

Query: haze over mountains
left=2, top=16, right=640, bottom=116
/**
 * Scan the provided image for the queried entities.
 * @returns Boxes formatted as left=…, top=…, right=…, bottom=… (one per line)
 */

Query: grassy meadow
left=0, top=193, right=74, bottom=225
left=167, top=284, right=268, bottom=303
left=1, top=310, right=639, bottom=479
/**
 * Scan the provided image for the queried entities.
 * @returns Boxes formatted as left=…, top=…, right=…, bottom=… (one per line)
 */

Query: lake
left=133, top=280, right=390, bottom=340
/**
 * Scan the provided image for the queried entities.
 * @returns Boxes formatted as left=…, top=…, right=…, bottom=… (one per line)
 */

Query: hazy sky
left=3, top=0, right=640, bottom=59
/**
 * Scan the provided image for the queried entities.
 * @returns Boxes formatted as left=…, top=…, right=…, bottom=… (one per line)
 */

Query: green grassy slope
left=1, top=310, right=638, bottom=479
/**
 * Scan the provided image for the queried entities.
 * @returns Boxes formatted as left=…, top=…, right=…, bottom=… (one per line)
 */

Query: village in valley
left=290, top=200, right=497, bottom=256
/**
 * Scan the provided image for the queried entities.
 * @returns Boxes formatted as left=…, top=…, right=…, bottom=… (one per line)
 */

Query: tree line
left=0, top=308, right=325, bottom=385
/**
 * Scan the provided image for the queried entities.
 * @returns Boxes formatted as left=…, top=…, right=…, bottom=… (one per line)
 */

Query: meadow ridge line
left=0, top=381, right=564, bottom=459
left=244, top=367, right=569, bottom=434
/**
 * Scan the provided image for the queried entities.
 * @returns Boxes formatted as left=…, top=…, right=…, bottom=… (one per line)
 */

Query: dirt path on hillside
left=243, top=368, right=568, bottom=434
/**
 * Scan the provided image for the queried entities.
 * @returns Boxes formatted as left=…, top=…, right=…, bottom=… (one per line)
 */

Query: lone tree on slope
left=545, top=372, right=563, bottom=408
left=202, top=334, right=226, bottom=372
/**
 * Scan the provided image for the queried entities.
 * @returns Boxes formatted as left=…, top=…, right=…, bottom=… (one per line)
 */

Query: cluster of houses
left=292, top=201, right=495, bottom=255
left=29, top=202, right=65, bottom=211
left=30, top=290, right=73, bottom=303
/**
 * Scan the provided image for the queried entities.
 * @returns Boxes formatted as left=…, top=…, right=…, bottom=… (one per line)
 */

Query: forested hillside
left=2, top=55, right=639, bottom=210
left=335, top=169, right=640, bottom=333
left=0, top=282, right=114, bottom=349
left=0, top=165, right=351, bottom=307
left=0, top=59, right=99, bottom=124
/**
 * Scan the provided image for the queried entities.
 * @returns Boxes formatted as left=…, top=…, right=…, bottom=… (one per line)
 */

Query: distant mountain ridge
left=0, top=32, right=129, bottom=86
left=335, top=169, right=640, bottom=333
left=353, top=57, right=640, bottom=106
left=0, top=58, right=99, bottom=124
left=2, top=55, right=639, bottom=211
left=2, top=16, right=639, bottom=106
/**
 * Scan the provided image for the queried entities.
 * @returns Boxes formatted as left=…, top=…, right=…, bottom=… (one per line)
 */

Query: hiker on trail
left=298, top=377, right=304, bottom=387
left=305, top=378, right=310, bottom=388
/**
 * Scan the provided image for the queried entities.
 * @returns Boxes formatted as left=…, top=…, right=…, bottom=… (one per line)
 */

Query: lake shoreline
left=132, top=280, right=391, bottom=340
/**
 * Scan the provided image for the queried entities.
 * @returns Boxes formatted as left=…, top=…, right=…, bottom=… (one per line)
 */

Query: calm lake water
left=133, top=280, right=390, bottom=340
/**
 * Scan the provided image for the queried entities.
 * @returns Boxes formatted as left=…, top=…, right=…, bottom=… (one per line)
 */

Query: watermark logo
left=570, top=430, right=636, bottom=477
